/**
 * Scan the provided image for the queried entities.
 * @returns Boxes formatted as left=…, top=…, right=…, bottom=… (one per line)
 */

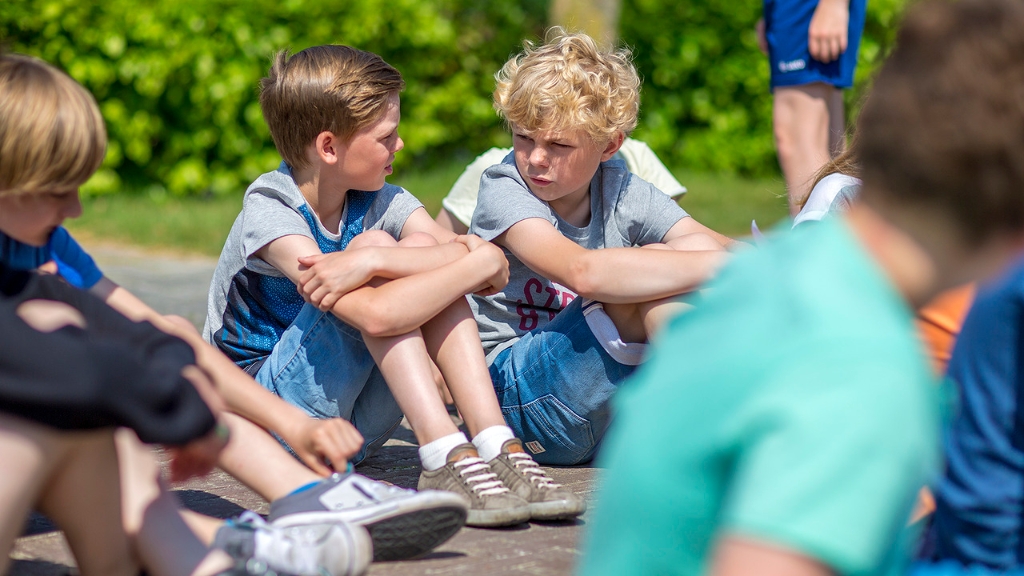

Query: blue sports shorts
left=764, top=0, right=867, bottom=89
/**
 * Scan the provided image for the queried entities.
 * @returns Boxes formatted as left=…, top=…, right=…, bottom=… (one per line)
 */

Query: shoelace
left=240, top=511, right=329, bottom=575
left=507, top=452, right=560, bottom=489
left=453, top=456, right=510, bottom=496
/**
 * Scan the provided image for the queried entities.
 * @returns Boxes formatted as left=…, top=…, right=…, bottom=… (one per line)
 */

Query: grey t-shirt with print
left=469, top=153, right=688, bottom=363
left=202, top=162, right=422, bottom=370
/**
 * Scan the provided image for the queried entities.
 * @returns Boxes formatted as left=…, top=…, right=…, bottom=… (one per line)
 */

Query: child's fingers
left=319, top=292, right=340, bottom=312
left=297, top=253, right=326, bottom=265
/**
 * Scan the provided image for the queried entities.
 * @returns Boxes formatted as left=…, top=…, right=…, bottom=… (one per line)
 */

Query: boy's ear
left=600, top=132, right=625, bottom=162
left=314, top=131, right=342, bottom=165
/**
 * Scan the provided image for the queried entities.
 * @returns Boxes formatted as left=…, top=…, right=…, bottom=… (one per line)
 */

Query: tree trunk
left=549, top=0, right=622, bottom=47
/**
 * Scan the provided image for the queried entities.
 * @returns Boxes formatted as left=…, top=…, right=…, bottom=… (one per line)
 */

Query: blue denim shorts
left=488, top=298, right=638, bottom=465
left=255, top=303, right=403, bottom=464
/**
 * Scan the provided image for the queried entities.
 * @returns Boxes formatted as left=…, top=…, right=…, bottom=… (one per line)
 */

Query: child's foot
left=268, top=472, right=468, bottom=561
left=417, top=443, right=531, bottom=527
left=213, top=511, right=371, bottom=576
left=488, top=439, right=587, bottom=520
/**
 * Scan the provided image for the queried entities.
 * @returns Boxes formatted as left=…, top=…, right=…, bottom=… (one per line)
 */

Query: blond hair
left=493, top=28, right=640, bottom=143
left=260, top=45, right=404, bottom=170
left=0, top=54, right=106, bottom=196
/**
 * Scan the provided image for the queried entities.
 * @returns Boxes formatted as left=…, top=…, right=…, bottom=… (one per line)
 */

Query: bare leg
left=601, top=240, right=718, bottom=342
left=773, top=82, right=838, bottom=214
left=353, top=230, right=467, bottom=446
left=827, top=88, right=846, bottom=158
left=115, top=430, right=233, bottom=576
left=38, top=430, right=137, bottom=576
left=216, top=412, right=320, bottom=502
left=0, top=415, right=136, bottom=576
left=421, top=298, right=507, bottom=438
left=364, top=328, right=462, bottom=445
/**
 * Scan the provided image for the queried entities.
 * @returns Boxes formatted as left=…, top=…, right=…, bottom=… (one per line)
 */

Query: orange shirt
left=917, top=284, right=976, bottom=376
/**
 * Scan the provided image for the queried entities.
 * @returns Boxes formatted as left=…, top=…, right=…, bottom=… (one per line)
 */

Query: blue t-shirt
left=929, top=260, right=1024, bottom=569
left=0, top=227, right=103, bottom=289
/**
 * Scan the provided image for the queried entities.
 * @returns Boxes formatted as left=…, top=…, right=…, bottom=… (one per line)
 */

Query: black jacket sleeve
left=0, top=266, right=216, bottom=445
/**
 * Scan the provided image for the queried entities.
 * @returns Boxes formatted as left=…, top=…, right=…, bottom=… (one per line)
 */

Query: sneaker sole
left=528, top=499, right=587, bottom=521
left=365, top=504, right=467, bottom=561
left=465, top=505, right=532, bottom=528
left=273, top=502, right=468, bottom=562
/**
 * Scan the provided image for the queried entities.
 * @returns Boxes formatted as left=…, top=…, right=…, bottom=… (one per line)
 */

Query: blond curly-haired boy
left=468, top=29, right=733, bottom=465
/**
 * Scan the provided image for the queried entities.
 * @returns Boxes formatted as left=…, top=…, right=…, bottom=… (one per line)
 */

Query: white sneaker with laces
left=214, top=511, right=371, bottom=576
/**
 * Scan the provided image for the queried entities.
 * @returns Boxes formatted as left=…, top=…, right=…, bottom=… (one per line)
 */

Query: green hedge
left=2, top=0, right=546, bottom=196
left=622, top=0, right=908, bottom=177
left=2, top=0, right=906, bottom=195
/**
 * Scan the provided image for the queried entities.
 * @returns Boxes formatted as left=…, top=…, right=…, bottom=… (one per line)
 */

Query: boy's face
left=512, top=126, right=617, bottom=205
left=0, top=189, right=82, bottom=246
left=335, top=93, right=404, bottom=192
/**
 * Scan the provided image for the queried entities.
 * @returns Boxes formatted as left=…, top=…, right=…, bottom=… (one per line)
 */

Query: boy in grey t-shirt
left=205, top=45, right=585, bottom=527
left=469, top=30, right=734, bottom=465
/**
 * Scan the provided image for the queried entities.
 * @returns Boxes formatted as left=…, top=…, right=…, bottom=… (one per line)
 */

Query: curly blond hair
left=493, top=28, right=639, bottom=143
left=0, top=54, right=106, bottom=196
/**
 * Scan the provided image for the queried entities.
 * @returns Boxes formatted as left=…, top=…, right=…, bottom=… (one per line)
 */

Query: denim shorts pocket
left=503, top=394, right=595, bottom=465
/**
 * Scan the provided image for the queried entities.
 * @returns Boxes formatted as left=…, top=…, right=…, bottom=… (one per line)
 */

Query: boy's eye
left=553, top=142, right=573, bottom=149
left=514, top=133, right=533, bottom=143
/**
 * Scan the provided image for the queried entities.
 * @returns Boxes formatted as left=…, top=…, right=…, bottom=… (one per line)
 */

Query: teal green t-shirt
left=580, top=218, right=940, bottom=576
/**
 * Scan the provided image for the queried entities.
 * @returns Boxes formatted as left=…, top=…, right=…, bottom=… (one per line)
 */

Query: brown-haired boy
left=582, top=0, right=1024, bottom=574
left=0, top=51, right=466, bottom=564
left=205, top=45, right=584, bottom=526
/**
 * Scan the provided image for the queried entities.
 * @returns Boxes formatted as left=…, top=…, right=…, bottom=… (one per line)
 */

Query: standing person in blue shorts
left=582, top=0, right=1024, bottom=574
left=757, top=0, right=866, bottom=214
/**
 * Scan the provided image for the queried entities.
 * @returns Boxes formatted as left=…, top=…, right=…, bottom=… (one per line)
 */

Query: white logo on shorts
left=778, top=59, right=807, bottom=73
left=525, top=441, right=546, bottom=454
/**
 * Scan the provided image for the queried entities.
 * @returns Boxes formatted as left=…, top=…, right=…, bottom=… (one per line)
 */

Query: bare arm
left=91, top=277, right=362, bottom=475
left=296, top=241, right=471, bottom=310
left=500, top=218, right=725, bottom=303
left=435, top=207, right=470, bottom=235
left=710, top=536, right=833, bottom=576
left=295, top=207, right=470, bottom=310
left=664, top=215, right=739, bottom=248
left=258, top=233, right=508, bottom=337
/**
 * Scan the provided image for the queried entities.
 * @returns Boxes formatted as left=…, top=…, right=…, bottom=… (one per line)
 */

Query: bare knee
left=399, top=232, right=438, bottom=248
left=347, top=230, right=397, bottom=250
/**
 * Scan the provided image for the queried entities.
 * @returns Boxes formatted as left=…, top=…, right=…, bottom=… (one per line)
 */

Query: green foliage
left=3, top=0, right=909, bottom=195
left=621, top=0, right=908, bottom=177
left=2, top=0, right=545, bottom=197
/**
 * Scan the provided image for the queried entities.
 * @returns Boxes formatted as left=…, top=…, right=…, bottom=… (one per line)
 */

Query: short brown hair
left=856, top=0, right=1024, bottom=245
left=493, top=28, right=639, bottom=143
left=259, top=45, right=404, bottom=170
left=0, top=54, right=106, bottom=196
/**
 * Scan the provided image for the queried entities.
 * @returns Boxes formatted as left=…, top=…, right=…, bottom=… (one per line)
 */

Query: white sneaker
left=213, top=511, right=371, bottom=576
left=268, top=472, right=467, bottom=561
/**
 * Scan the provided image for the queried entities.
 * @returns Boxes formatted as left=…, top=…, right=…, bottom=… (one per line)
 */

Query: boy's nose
left=63, top=191, right=83, bottom=218
left=395, top=135, right=405, bottom=153
left=529, top=146, right=549, bottom=167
